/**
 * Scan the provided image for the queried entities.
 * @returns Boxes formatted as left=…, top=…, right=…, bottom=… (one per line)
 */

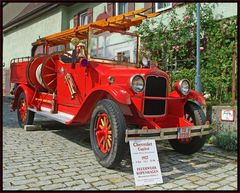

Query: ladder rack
left=32, top=8, right=160, bottom=46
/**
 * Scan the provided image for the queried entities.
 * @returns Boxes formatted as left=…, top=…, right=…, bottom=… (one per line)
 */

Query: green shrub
left=137, top=3, right=237, bottom=105
left=207, top=135, right=216, bottom=144
left=214, top=130, right=237, bottom=151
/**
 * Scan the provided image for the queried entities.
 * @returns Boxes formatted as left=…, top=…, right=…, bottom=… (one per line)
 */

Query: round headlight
left=130, top=75, right=145, bottom=93
left=179, top=79, right=190, bottom=95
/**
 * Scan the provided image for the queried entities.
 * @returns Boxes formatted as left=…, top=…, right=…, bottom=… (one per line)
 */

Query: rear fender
left=11, top=84, right=34, bottom=110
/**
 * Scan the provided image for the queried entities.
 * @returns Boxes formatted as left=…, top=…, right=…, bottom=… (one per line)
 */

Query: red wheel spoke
left=101, top=118, right=105, bottom=126
left=95, top=112, right=112, bottom=154
left=47, top=77, right=56, bottom=86
left=19, top=99, right=27, bottom=122
left=107, top=139, right=111, bottom=150
left=189, top=117, right=193, bottom=123
left=50, top=57, right=57, bottom=66
left=99, top=136, right=105, bottom=144
left=43, top=73, right=56, bottom=77
left=44, top=65, right=55, bottom=71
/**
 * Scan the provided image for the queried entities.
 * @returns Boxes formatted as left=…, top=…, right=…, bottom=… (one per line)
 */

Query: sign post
left=129, top=139, right=163, bottom=186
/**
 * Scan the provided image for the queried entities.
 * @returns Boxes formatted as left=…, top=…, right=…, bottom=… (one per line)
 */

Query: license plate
left=177, top=128, right=191, bottom=139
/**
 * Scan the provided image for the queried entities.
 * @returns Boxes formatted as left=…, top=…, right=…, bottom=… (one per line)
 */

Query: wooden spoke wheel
left=17, top=92, right=35, bottom=128
left=90, top=99, right=127, bottom=168
left=169, top=102, right=207, bottom=155
left=95, top=112, right=112, bottom=153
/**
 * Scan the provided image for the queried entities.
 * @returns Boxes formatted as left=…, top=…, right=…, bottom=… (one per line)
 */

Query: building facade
left=2, top=2, right=237, bottom=95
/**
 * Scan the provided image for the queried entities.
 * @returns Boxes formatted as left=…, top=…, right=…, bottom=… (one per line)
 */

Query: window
left=115, top=3, right=128, bottom=15
left=80, top=12, right=88, bottom=26
left=155, top=3, right=172, bottom=12
left=89, top=28, right=138, bottom=65
left=34, top=45, right=44, bottom=56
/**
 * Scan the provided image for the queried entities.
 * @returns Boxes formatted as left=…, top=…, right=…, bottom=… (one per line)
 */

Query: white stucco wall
left=211, top=3, right=237, bottom=19
left=153, top=3, right=237, bottom=25
left=3, top=8, right=63, bottom=69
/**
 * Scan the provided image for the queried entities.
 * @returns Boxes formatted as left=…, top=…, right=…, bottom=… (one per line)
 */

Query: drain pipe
left=195, top=3, right=201, bottom=92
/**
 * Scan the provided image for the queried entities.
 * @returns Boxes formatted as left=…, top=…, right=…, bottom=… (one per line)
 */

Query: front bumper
left=125, top=124, right=212, bottom=142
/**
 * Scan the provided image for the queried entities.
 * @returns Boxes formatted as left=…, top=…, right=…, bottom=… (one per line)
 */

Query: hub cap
left=95, top=113, right=112, bottom=153
left=19, top=99, right=27, bottom=123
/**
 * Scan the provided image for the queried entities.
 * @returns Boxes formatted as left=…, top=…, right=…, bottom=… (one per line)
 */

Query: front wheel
left=169, top=101, right=207, bottom=155
left=90, top=99, right=127, bottom=168
left=17, top=92, right=35, bottom=128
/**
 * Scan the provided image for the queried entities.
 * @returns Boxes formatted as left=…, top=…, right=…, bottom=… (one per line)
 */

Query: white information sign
left=221, top=109, right=234, bottom=121
left=129, top=139, right=163, bottom=186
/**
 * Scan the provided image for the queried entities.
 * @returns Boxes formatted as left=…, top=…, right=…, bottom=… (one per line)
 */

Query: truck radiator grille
left=144, top=76, right=167, bottom=116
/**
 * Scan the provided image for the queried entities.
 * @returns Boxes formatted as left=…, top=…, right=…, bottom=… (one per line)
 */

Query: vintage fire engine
left=10, top=8, right=212, bottom=168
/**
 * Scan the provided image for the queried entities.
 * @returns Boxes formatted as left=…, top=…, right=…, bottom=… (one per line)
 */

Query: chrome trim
left=129, top=74, right=145, bottom=93
left=125, top=124, right=212, bottom=142
left=178, top=79, right=191, bottom=96
left=142, top=75, right=168, bottom=117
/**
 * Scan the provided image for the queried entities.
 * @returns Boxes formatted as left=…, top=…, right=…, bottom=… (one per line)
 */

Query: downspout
left=195, top=3, right=201, bottom=92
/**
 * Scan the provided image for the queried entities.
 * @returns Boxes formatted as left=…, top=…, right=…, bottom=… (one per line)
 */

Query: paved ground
left=2, top=98, right=238, bottom=190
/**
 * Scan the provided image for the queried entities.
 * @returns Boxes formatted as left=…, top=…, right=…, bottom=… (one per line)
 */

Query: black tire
left=17, top=92, right=35, bottom=128
left=169, top=101, right=206, bottom=155
left=90, top=99, right=127, bottom=168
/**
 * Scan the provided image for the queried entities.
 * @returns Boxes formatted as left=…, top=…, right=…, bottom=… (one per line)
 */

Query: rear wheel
left=17, top=92, right=35, bottom=128
left=169, top=101, right=206, bottom=155
left=90, top=99, right=127, bottom=168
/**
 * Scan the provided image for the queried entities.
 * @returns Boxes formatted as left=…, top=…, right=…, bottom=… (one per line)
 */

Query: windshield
left=89, top=27, right=138, bottom=65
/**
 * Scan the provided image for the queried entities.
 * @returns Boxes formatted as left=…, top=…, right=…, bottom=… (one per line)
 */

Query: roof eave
left=3, top=3, right=59, bottom=33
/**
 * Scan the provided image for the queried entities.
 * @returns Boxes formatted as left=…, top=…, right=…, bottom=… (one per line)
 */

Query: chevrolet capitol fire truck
left=10, top=8, right=212, bottom=168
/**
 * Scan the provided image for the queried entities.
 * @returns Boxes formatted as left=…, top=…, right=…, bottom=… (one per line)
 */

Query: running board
left=28, top=107, right=74, bottom=124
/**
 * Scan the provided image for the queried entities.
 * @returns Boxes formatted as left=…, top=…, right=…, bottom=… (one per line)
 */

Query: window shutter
left=107, top=3, right=114, bottom=17
left=128, top=3, right=135, bottom=12
left=87, top=8, right=93, bottom=23
left=73, top=14, right=79, bottom=27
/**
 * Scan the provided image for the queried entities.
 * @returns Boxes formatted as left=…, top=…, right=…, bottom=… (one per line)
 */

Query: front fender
left=11, top=84, right=34, bottom=110
left=187, top=90, right=206, bottom=105
left=168, top=89, right=205, bottom=105
left=71, top=85, right=131, bottom=125
left=87, top=85, right=131, bottom=105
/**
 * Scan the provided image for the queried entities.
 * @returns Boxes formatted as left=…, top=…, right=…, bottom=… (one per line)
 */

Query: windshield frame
left=87, top=25, right=140, bottom=67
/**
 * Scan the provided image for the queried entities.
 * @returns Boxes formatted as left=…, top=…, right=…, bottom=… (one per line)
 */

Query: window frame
left=115, top=2, right=128, bottom=15
left=79, top=11, right=88, bottom=26
left=155, top=2, right=172, bottom=12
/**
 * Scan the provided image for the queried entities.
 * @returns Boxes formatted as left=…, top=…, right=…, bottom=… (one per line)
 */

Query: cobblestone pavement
left=2, top=98, right=238, bottom=190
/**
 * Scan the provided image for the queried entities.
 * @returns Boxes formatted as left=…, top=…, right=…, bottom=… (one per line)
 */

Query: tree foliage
left=137, top=3, right=237, bottom=104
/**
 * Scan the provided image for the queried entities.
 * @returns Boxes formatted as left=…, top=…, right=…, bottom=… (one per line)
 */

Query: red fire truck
left=10, top=8, right=212, bottom=168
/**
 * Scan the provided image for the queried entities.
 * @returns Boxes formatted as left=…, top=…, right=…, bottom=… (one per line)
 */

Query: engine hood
left=89, top=61, right=169, bottom=81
